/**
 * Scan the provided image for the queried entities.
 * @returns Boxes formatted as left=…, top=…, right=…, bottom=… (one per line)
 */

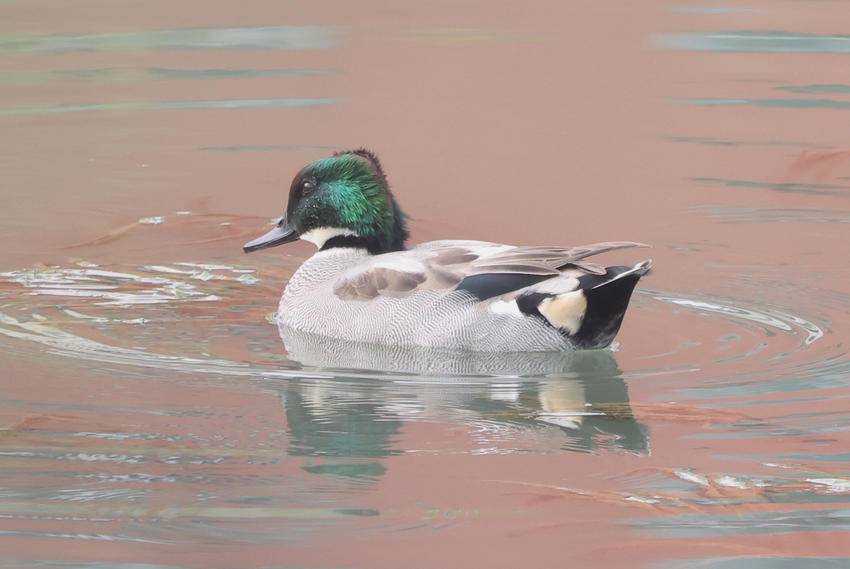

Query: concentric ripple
left=0, top=256, right=844, bottom=478
left=0, top=261, right=837, bottom=381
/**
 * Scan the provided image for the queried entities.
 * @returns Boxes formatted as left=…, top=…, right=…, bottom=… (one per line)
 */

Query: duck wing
left=457, top=241, right=648, bottom=300
left=332, top=240, right=648, bottom=301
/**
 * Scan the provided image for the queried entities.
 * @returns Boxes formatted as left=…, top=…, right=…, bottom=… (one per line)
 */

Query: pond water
left=1, top=1, right=850, bottom=567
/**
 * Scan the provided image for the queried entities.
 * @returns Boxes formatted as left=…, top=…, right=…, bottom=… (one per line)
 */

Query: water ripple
left=0, top=67, right=338, bottom=85
left=630, top=508, right=850, bottom=537
left=0, top=26, right=340, bottom=53
left=657, top=31, right=850, bottom=54
left=0, top=98, right=337, bottom=117
left=693, top=206, right=850, bottom=225
left=690, top=177, right=850, bottom=197
left=673, top=98, right=850, bottom=110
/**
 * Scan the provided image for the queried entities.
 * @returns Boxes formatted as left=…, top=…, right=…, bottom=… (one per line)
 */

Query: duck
left=243, top=149, right=652, bottom=352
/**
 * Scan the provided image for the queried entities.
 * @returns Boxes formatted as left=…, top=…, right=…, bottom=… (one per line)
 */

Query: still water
left=1, top=1, right=850, bottom=567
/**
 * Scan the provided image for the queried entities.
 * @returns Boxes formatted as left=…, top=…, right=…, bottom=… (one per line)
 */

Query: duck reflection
left=277, top=326, right=648, bottom=482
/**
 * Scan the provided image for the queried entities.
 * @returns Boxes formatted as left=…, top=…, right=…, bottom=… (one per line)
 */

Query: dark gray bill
left=243, top=218, right=298, bottom=253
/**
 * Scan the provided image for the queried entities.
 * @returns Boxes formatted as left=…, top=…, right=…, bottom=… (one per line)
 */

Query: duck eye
left=302, top=179, right=316, bottom=193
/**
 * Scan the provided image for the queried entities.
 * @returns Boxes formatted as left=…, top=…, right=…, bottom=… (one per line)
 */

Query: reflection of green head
left=286, top=149, right=409, bottom=253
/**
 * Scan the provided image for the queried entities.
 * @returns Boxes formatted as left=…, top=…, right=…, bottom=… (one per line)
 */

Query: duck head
left=243, top=149, right=409, bottom=255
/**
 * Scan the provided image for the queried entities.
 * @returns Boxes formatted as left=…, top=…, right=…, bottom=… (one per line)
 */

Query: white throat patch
left=300, top=227, right=358, bottom=249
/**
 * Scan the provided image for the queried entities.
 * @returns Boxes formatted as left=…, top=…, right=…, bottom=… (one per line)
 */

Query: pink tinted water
left=1, top=1, right=850, bottom=568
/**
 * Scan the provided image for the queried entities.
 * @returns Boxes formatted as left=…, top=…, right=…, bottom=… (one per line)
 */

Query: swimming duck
left=244, top=149, right=651, bottom=352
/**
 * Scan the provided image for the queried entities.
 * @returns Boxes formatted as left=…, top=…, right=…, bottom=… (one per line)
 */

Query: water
left=1, top=1, right=850, bottom=567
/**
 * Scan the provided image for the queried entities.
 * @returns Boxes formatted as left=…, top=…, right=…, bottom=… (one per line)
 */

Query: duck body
left=277, top=239, right=651, bottom=352
left=244, top=149, right=651, bottom=352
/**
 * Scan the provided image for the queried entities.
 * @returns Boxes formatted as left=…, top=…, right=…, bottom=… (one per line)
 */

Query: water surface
left=2, top=0, right=850, bottom=567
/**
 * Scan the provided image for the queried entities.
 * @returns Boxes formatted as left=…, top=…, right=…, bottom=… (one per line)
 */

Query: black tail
left=570, top=261, right=650, bottom=349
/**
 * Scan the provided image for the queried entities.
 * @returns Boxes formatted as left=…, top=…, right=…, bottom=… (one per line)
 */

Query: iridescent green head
left=243, top=149, right=409, bottom=255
